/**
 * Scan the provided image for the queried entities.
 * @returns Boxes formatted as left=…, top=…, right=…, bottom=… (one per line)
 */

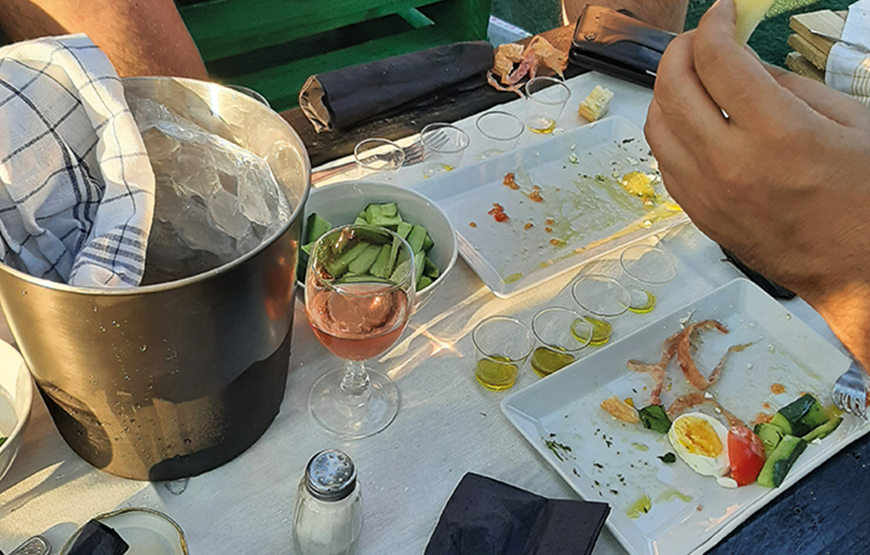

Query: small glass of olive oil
left=619, top=244, right=678, bottom=315
left=472, top=316, right=534, bottom=391
left=530, top=307, right=592, bottom=378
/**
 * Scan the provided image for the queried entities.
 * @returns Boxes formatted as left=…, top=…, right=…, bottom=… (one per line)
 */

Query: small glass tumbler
left=420, top=123, right=469, bottom=178
left=523, top=77, right=571, bottom=135
left=353, top=138, right=405, bottom=181
left=475, top=111, right=524, bottom=160
left=472, top=315, right=534, bottom=391
left=619, top=245, right=678, bottom=314
left=530, top=307, right=592, bottom=378
left=570, top=274, right=630, bottom=347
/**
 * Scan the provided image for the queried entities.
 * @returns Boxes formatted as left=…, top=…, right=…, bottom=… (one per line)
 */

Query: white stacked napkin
left=0, top=34, right=154, bottom=287
left=826, top=0, right=870, bottom=106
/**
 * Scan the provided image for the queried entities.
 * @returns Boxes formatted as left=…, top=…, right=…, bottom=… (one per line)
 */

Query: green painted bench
left=178, top=0, right=492, bottom=112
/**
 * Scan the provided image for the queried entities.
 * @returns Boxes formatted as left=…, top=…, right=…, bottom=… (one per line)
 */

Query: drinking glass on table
left=420, top=123, right=469, bottom=178
left=475, top=110, right=524, bottom=160
left=570, top=274, right=630, bottom=347
left=523, top=76, right=571, bottom=134
left=530, top=307, right=592, bottom=377
left=354, top=138, right=405, bottom=181
left=305, top=224, right=416, bottom=439
left=618, top=244, right=678, bottom=314
left=472, top=316, right=534, bottom=391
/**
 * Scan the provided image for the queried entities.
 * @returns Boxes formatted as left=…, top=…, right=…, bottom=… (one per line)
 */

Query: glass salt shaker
left=293, top=449, right=363, bottom=555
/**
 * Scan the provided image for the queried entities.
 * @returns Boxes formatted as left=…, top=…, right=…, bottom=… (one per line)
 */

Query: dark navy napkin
left=299, top=42, right=493, bottom=131
left=67, top=520, right=129, bottom=555
left=424, top=473, right=610, bottom=555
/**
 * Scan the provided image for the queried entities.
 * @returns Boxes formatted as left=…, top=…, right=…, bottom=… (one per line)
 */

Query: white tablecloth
left=0, top=72, right=848, bottom=554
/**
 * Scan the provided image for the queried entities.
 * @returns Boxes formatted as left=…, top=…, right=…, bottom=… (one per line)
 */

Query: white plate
left=410, top=116, right=687, bottom=297
left=502, top=278, right=866, bottom=555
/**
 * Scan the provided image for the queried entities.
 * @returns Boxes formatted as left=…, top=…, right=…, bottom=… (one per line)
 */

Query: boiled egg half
left=668, top=412, right=735, bottom=487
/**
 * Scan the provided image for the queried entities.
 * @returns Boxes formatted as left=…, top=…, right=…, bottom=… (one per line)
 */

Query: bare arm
left=0, top=0, right=208, bottom=79
left=562, top=0, right=689, bottom=33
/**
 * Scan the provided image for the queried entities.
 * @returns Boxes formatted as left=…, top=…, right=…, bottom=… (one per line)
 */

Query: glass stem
left=339, top=359, right=372, bottom=405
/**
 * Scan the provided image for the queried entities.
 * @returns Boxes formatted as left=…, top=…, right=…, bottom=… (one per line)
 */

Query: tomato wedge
left=728, top=426, right=766, bottom=486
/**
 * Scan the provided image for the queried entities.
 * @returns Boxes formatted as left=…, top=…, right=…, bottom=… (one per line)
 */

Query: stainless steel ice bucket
left=0, top=77, right=310, bottom=480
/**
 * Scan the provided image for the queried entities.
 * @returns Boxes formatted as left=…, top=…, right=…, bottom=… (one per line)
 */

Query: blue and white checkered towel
left=0, top=34, right=155, bottom=287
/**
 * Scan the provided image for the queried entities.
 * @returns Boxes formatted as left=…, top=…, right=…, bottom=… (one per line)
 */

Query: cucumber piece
left=369, top=245, right=393, bottom=279
left=422, top=231, right=434, bottom=252
left=396, top=221, right=413, bottom=240
left=301, top=241, right=315, bottom=256
left=417, top=275, right=433, bottom=291
left=389, top=259, right=413, bottom=284
left=769, top=412, right=793, bottom=436
left=802, top=415, right=843, bottom=442
left=348, top=244, right=382, bottom=275
left=306, top=213, right=332, bottom=244
left=778, top=393, right=828, bottom=437
left=754, top=422, right=784, bottom=457
left=757, top=435, right=807, bottom=488
left=324, top=241, right=370, bottom=278
left=407, top=225, right=428, bottom=253
left=414, top=250, right=425, bottom=283
left=335, top=274, right=394, bottom=285
left=354, top=216, right=368, bottom=226
left=424, top=257, right=440, bottom=279
left=365, top=203, right=402, bottom=228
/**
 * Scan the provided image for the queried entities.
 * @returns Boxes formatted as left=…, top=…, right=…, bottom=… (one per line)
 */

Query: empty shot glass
left=619, top=244, right=678, bottom=314
left=570, top=274, right=630, bottom=347
left=353, top=138, right=405, bottom=181
left=523, top=77, right=571, bottom=135
left=530, top=307, right=592, bottom=378
left=472, top=315, right=534, bottom=391
left=420, top=123, right=470, bottom=178
left=475, top=110, right=524, bottom=160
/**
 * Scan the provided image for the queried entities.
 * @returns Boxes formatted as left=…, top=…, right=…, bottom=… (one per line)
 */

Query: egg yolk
left=674, top=417, right=723, bottom=457
left=620, top=171, right=655, bottom=198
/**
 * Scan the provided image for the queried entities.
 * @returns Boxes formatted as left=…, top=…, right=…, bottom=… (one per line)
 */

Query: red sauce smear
left=524, top=222, right=533, bottom=230
left=503, top=172, right=519, bottom=190
left=488, top=203, right=509, bottom=223
left=546, top=218, right=555, bottom=225
left=528, top=185, right=544, bottom=203
left=770, top=383, right=786, bottom=395
left=753, top=412, right=774, bottom=425
left=469, top=221, right=477, bottom=228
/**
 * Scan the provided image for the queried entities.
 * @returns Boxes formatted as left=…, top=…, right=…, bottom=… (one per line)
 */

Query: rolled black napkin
left=424, top=473, right=610, bottom=555
left=68, top=520, right=129, bottom=555
left=299, top=41, right=494, bottom=132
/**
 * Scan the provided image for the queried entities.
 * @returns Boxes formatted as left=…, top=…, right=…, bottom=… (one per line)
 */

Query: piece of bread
left=577, top=85, right=614, bottom=122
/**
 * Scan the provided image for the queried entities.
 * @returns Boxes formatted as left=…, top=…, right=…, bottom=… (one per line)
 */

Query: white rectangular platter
left=502, top=278, right=868, bottom=555
left=410, top=116, right=687, bottom=297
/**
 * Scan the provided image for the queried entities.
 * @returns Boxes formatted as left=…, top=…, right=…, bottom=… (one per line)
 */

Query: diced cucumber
left=769, top=413, right=792, bottom=436
left=407, top=225, right=428, bottom=254
left=414, top=251, right=425, bottom=283
left=354, top=216, right=368, bottom=226
left=754, top=422, right=784, bottom=457
left=417, top=275, right=433, bottom=291
left=348, top=244, right=382, bottom=275
left=424, top=257, right=440, bottom=279
left=324, top=241, right=370, bottom=278
left=389, top=259, right=413, bottom=284
left=369, top=245, right=393, bottom=279
left=301, top=242, right=315, bottom=256
left=757, top=435, right=806, bottom=488
left=365, top=203, right=402, bottom=228
left=396, top=221, right=413, bottom=240
left=379, top=202, right=398, bottom=218
left=306, top=213, right=332, bottom=244
left=802, top=415, right=842, bottom=442
left=422, top=231, right=434, bottom=252
left=777, top=393, right=828, bottom=437
left=335, top=274, right=394, bottom=285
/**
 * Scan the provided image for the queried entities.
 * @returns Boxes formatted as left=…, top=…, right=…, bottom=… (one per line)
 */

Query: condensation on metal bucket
left=0, top=77, right=310, bottom=480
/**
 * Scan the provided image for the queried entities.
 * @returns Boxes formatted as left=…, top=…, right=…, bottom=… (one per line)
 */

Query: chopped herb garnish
left=593, top=463, right=604, bottom=470
left=572, top=468, right=581, bottom=477
left=658, top=452, right=677, bottom=464
left=638, top=405, right=672, bottom=434
left=610, top=489, right=619, bottom=495
left=544, top=439, right=573, bottom=462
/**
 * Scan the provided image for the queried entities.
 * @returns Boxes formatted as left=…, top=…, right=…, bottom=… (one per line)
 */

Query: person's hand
left=644, top=0, right=870, bottom=369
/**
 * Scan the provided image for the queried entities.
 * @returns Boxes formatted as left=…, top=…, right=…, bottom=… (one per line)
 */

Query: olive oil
left=530, top=346, right=575, bottom=377
left=571, top=316, right=612, bottom=347
left=475, top=355, right=519, bottom=391
left=526, top=117, right=556, bottom=134
left=627, top=290, right=657, bottom=314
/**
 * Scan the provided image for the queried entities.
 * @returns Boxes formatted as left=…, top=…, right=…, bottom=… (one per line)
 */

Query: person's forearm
left=0, top=0, right=209, bottom=79
left=562, top=0, right=689, bottom=33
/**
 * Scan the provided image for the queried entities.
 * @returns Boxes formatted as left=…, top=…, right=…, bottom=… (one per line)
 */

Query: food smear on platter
left=488, top=203, right=509, bottom=222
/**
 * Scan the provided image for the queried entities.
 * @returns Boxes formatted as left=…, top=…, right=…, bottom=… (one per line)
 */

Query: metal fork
left=310, top=131, right=449, bottom=184
left=832, top=364, right=867, bottom=419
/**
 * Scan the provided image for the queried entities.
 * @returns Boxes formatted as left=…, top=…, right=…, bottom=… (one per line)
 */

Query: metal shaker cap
left=305, top=449, right=357, bottom=502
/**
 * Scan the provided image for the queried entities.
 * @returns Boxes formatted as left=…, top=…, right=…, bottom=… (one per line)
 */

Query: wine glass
left=305, top=224, right=416, bottom=439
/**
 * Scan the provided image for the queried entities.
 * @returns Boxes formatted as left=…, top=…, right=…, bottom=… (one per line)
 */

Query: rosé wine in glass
left=305, top=224, right=415, bottom=439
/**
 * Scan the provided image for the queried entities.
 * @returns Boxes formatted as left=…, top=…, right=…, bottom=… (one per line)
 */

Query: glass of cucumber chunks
left=300, top=202, right=440, bottom=292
